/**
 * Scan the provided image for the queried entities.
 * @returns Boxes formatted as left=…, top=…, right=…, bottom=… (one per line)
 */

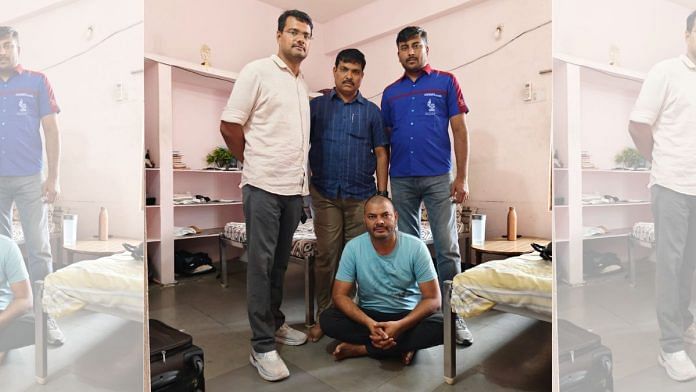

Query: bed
left=443, top=253, right=552, bottom=384
left=34, top=251, right=144, bottom=384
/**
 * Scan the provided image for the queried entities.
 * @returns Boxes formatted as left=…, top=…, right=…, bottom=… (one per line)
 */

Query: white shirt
left=631, top=55, right=696, bottom=195
left=221, top=55, right=310, bottom=196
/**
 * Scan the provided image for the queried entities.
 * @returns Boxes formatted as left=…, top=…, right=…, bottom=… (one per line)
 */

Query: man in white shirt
left=629, top=9, right=696, bottom=382
left=219, top=9, right=313, bottom=382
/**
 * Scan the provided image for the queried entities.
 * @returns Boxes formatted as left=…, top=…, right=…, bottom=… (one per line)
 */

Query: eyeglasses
left=283, top=29, right=312, bottom=41
left=0, top=42, right=17, bottom=51
left=398, top=42, right=424, bottom=52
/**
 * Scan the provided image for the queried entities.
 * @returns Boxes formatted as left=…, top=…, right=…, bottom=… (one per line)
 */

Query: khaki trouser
left=310, top=185, right=365, bottom=320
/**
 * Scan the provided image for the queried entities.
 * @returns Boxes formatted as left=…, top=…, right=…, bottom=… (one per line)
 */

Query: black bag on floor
left=150, top=319, right=205, bottom=392
left=558, top=319, right=613, bottom=392
left=174, top=250, right=216, bottom=276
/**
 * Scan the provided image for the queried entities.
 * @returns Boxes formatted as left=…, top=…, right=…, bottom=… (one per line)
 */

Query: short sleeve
left=220, top=63, right=261, bottom=126
left=412, top=240, right=437, bottom=283
left=38, top=74, right=60, bottom=117
left=2, top=241, right=29, bottom=285
left=335, top=240, right=358, bottom=283
left=380, top=91, right=393, bottom=129
left=630, top=64, right=669, bottom=126
left=447, top=75, right=469, bottom=117
left=369, top=104, right=388, bottom=148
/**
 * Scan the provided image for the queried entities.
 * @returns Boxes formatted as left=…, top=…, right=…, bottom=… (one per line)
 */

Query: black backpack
left=174, top=250, right=216, bottom=276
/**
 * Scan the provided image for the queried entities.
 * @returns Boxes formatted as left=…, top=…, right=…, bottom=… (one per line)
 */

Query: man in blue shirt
left=308, top=49, right=388, bottom=341
left=320, top=195, right=443, bottom=364
left=381, top=26, right=472, bottom=346
left=0, top=26, right=63, bottom=345
left=0, top=234, right=34, bottom=364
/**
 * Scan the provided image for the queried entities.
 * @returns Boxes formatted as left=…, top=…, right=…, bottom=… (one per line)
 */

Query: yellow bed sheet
left=451, top=254, right=552, bottom=318
left=42, top=253, right=144, bottom=319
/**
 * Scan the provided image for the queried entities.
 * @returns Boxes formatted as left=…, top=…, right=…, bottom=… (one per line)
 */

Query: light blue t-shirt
left=335, top=231, right=437, bottom=313
left=0, top=234, right=29, bottom=311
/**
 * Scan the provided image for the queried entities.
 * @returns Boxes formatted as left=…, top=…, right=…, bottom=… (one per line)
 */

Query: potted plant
left=614, top=147, right=648, bottom=170
left=206, top=147, right=236, bottom=170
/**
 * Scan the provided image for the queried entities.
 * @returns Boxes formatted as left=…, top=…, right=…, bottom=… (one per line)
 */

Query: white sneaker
left=658, top=349, right=696, bottom=381
left=684, top=323, right=696, bottom=345
left=47, top=317, right=65, bottom=346
left=249, top=349, right=290, bottom=381
left=455, top=317, right=473, bottom=346
left=275, top=323, right=307, bottom=346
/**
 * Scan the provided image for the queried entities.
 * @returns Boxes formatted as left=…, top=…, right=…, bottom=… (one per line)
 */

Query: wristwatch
left=376, top=190, right=389, bottom=197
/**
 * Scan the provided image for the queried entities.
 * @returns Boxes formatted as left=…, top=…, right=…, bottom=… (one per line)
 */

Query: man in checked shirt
left=307, top=48, right=389, bottom=342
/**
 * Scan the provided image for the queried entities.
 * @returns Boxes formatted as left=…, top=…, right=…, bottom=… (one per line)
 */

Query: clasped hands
left=368, top=320, right=403, bottom=350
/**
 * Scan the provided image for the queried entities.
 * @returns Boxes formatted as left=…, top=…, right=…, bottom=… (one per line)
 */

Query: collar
left=680, top=54, right=696, bottom=70
left=270, top=54, right=302, bottom=77
left=401, top=64, right=433, bottom=82
left=0, top=65, right=23, bottom=81
left=329, top=88, right=365, bottom=104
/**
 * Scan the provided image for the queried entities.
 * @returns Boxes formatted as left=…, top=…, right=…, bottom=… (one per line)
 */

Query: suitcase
left=150, top=319, right=205, bottom=392
left=558, top=319, right=613, bottom=392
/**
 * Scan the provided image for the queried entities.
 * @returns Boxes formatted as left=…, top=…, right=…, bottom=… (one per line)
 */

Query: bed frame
left=33, top=280, right=142, bottom=384
left=442, top=280, right=551, bottom=385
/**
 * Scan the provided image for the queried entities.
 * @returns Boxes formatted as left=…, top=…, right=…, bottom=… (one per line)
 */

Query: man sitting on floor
left=0, top=234, right=34, bottom=364
left=320, top=195, right=443, bottom=364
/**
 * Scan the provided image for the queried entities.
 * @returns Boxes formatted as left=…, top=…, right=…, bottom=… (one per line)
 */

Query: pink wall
left=8, top=0, right=145, bottom=241
left=146, top=0, right=553, bottom=239
left=554, top=0, right=694, bottom=72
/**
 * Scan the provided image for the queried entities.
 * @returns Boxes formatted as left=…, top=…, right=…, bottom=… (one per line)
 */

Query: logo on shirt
left=425, top=98, right=436, bottom=116
left=18, top=99, right=27, bottom=113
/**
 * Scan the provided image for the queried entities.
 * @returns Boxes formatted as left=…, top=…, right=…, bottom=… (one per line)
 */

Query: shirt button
left=411, top=109, right=414, bottom=112
left=410, top=151, right=413, bottom=154
left=410, top=122, right=414, bottom=126
left=411, top=97, right=415, bottom=100
left=410, top=137, right=413, bottom=140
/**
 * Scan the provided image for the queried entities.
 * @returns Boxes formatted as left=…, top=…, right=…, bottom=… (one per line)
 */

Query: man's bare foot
left=309, top=323, right=324, bottom=342
left=401, top=350, right=416, bottom=365
left=332, top=342, right=368, bottom=361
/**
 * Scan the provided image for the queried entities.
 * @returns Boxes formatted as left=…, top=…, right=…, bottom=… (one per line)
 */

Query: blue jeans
left=0, top=174, right=52, bottom=283
left=391, top=173, right=460, bottom=292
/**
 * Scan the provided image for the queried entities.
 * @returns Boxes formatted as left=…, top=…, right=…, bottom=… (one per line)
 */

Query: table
left=471, top=237, right=549, bottom=264
left=63, top=237, right=140, bottom=264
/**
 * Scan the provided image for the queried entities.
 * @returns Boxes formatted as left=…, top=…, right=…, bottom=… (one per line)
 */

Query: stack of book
left=581, top=150, right=595, bottom=169
left=172, top=151, right=188, bottom=169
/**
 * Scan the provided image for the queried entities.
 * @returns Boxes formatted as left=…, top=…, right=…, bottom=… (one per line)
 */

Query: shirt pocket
left=15, top=94, right=38, bottom=117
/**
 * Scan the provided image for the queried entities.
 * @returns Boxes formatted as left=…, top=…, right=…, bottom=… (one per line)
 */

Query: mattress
left=223, top=219, right=317, bottom=259
left=42, top=252, right=144, bottom=319
left=450, top=254, right=552, bottom=318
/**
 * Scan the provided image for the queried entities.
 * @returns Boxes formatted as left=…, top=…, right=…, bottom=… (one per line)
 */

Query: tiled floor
left=558, top=258, right=696, bottom=390
left=148, top=261, right=551, bottom=391
left=0, top=313, right=144, bottom=391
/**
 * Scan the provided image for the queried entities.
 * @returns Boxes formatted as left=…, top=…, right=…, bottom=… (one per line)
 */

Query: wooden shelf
left=173, top=169, right=241, bottom=174
left=174, top=227, right=224, bottom=241
left=173, top=201, right=241, bottom=208
left=555, top=202, right=650, bottom=208
left=147, top=238, right=161, bottom=243
left=556, top=227, right=632, bottom=243
left=146, top=205, right=160, bottom=208
left=145, top=52, right=238, bottom=82
left=554, top=168, right=650, bottom=173
left=145, top=167, right=160, bottom=171
left=554, top=53, right=646, bottom=82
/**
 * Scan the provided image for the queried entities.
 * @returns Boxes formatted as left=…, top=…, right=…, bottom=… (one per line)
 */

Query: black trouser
left=0, top=312, right=35, bottom=352
left=243, top=185, right=303, bottom=353
left=320, top=306, right=443, bottom=358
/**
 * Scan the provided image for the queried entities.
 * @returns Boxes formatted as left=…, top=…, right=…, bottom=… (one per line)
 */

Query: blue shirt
left=0, top=234, right=29, bottom=311
left=0, top=65, right=60, bottom=176
left=309, top=89, right=388, bottom=200
left=381, top=64, right=469, bottom=177
left=335, top=231, right=437, bottom=313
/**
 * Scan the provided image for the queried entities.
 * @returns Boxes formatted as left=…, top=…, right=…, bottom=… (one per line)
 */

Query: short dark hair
left=364, top=194, right=394, bottom=211
left=335, top=48, right=366, bottom=70
left=396, top=26, right=427, bottom=46
left=0, top=26, right=19, bottom=45
left=278, top=10, right=313, bottom=34
left=688, top=10, right=696, bottom=32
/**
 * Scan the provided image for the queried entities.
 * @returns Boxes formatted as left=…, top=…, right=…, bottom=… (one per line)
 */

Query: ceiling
left=257, top=0, right=379, bottom=23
